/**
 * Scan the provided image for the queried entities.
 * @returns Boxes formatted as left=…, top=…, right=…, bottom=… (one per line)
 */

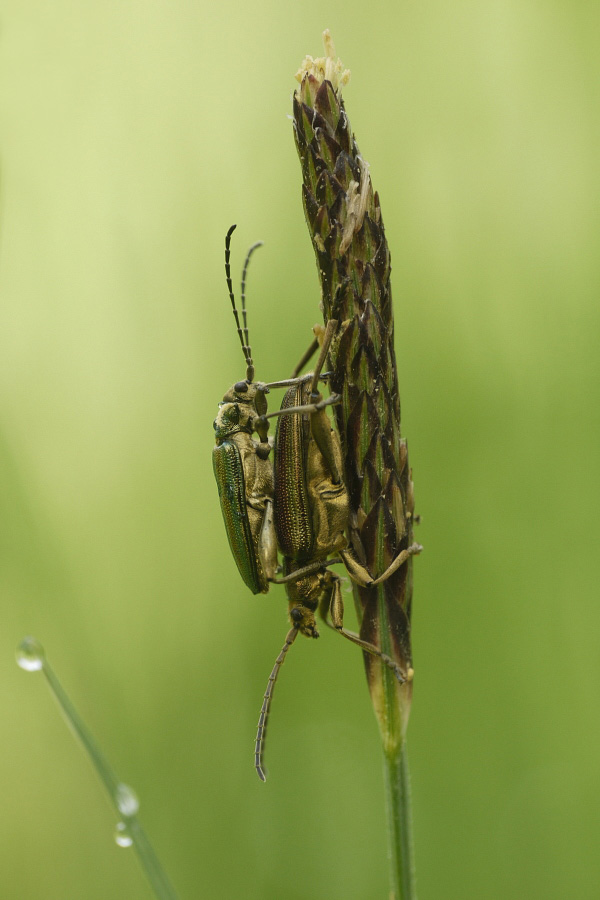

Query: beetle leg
left=267, top=315, right=336, bottom=391
left=264, top=374, right=330, bottom=390
left=275, top=555, right=346, bottom=584
left=307, top=404, right=343, bottom=485
left=260, top=393, right=341, bottom=427
left=338, top=543, right=423, bottom=587
left=258, top=499, right=279, bottom=583
left=287, top=318, right=338, bottom=381
left=317, top=578, right=337, bottom=629
left=369, top=542, right=423, bottom=585
left=303, top=320, right=346, bottom=483
left=288, top=336, right=319, bottom=379
left=326, top=578, right=412, bottom=684
left=272, top=559, right=324, bottom=584
left=308, top=319, right=337, bottom=394
left=337, top=547, right=374, bottom=585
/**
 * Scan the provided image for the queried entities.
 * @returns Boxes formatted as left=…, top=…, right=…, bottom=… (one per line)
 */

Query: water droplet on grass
left=16, top=637, right=45, bottom=672
left=115, top=782, right=139, bottom=817
left=114, top=821, right=133, bottom=848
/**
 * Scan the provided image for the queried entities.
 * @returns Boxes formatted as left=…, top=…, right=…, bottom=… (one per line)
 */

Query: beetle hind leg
left=319, top=577, right=412, bottom=684
left=338, top=542, right=423, bottom=588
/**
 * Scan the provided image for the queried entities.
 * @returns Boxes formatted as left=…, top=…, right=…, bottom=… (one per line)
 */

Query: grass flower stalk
left=292, top=32, right=420, bottom=899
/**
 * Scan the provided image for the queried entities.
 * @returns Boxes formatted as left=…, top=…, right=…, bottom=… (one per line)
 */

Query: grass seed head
left=293, top=32, right=420, bottom=744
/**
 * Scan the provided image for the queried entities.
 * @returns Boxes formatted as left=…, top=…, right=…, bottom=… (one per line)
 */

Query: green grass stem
left=383, top=740, right=416, bottom=899
left=16, top=636, right=179, bottom=900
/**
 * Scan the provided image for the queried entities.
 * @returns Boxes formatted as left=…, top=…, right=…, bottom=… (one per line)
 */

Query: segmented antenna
left=254, top=626, right=298, bottom=781
left=224, top=225, right=263, bottom=383
left=241, top=240, right=263, bottom=363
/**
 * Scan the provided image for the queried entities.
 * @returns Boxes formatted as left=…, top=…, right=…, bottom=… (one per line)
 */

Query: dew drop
left=16, top=636, right=45, bottom=672
left=114, top=821, right=133, bottom=848
left=115, top=782, right=139, bottom=817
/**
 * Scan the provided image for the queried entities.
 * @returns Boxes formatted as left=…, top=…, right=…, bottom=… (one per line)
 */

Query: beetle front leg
left=287, top=317, right=337, bottom=381
left=323, top=577, right=413, bottom=684
left=288, top=336, right=319, bottom=379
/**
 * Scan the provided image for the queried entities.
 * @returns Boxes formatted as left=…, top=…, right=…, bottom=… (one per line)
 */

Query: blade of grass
left=16, top=636, right=179, bottom=900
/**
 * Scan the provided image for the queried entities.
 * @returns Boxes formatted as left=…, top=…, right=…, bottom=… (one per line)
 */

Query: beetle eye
left=290, top=607, right=303, bottom=623
left=234, top=381, right=248, bottom=393
left=212, top=419, right=217, bottom=430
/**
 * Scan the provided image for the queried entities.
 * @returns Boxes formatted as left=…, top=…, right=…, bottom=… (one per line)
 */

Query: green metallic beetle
left=212, top=225, right=278, bottom=595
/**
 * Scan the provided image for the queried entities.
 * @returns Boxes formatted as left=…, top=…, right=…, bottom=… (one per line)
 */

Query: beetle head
left=288, top=603, right=319, bottom=638
left=221, top=380, right=269, bottom=415
left=286, top=572, right=323, bottom=638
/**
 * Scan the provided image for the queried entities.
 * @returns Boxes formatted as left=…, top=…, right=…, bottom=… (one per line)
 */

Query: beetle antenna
left=224, top=224, right=254, bottom=381
left=254, top=626, right=298, bottom=781
left=240, top=240, right=263, bottom=356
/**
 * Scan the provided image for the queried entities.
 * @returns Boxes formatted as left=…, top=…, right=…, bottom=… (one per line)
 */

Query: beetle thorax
left=213, top=400, right=255, bottom=443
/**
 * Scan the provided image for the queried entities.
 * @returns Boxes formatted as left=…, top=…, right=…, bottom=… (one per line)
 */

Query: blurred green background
left=1, top=2, right=599, bottom=898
